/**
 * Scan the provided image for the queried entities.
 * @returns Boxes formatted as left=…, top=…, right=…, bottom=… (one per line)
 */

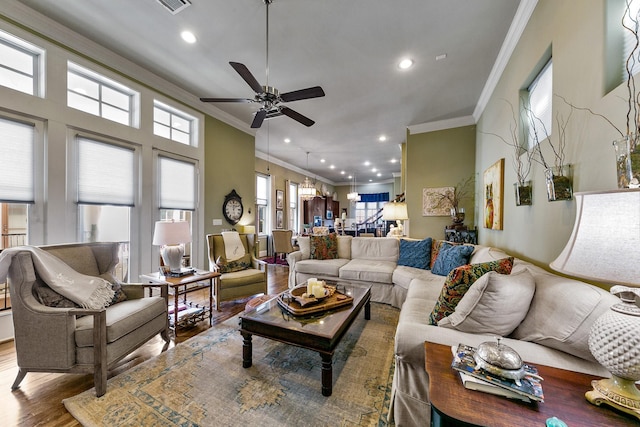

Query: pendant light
left=299, top=151, right=316, bottom=201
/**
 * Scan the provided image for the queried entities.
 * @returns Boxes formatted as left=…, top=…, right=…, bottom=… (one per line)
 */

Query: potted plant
left=427, top=176, right=475, bottom=227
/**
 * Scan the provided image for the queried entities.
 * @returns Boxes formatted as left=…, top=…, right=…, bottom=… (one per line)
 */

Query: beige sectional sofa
left=287, top=236, right=619, bottom=427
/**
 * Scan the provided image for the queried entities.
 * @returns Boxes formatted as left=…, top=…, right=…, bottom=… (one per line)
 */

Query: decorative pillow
left=218, top=253, right=252, bottom=273
left=99, top=272, right=127, bottom=305
left=438, top=269, right=535, bottom=336
left=430, top=239, right=460, bottom=269
left=397, top=238, right=432, bottom=270
left=428, top=257, right=514, bottom=325
left=431, top=243, right=474, bottom=276
left=310, top=233, right=338, bottom=260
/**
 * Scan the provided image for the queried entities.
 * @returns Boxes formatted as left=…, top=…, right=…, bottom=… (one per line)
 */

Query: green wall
left=406, top=125, right=476, bottom=239
left=203, top=115, right=255, bottom=264
left=476, top=0, right=624, bottom=265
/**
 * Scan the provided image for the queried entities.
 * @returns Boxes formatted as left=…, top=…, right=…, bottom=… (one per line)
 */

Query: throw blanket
left=221, top=231, right=245, bottom=261
left=0, top=246, right=115, bottom=309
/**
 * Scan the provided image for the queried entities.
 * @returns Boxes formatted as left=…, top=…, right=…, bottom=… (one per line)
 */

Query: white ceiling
left=16, top=0, right=522, bottom=185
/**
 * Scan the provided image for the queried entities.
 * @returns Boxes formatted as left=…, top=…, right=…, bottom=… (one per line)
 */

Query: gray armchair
left=7, top=242, right=170, bottom=397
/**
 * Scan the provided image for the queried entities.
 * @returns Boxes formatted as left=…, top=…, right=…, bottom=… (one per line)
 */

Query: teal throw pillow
left=432, top=243, right=474, bottom=276
left=398, top=238, right=432, bottom=270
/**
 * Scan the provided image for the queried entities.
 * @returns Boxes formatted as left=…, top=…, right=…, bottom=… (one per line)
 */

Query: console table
left=444, top=227, right=477, bottom=244
left=424, top=342, right=637, bottom=426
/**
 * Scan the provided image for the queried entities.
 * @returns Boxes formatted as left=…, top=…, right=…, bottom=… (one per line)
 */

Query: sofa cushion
left=438, top=269, right=535, bottom=336
left=75, top=296, right=167, bottom=347
left=337, top=235, right=352, bottom=259
left=350, top=237, right=398, bottom=262
left=398, top=238, right=432, bottom=270
left=432, top=243, right=474, bottom=276
left=470, top=245, right=511, bottom=264
left=339, top=259, right=396, bottom=284
left=511, top=265, right=620, bottom=361
left=294, top=258, right=350, bottom=277
left=393, top=266, right=437, bottom=290
left=428, top=257, right=514, bottom=325
left=297, top=236, right=310, bottom=259
left=310, top=234, right=338, bottom=260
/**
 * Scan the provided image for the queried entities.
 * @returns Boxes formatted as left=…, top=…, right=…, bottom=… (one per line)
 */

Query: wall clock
left=222, top=189, right=243, bottom=225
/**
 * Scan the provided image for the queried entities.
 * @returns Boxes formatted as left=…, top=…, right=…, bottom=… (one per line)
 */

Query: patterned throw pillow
left=428, top=257, right=514, bottom=325
left=397, top=238, right=432, bottom=270
left=431, top=243, right=474, bottom=276
left=218, top=253, right=252, bottom=273
left=310, top=233, right=338, bottom=260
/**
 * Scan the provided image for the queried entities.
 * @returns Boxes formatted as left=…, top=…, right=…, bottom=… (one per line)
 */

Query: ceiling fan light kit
left=200, top=0, right=325, bottom=128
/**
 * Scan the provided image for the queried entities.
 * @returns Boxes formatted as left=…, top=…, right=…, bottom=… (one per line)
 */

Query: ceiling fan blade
left=230, top=61, right=264, bottom=94
left=251, top=109, right=267, bottom=128
left=280, top=86, right=326, bottom=102
left=280, top=106, right=315, bottom=127
left=200, top=97, right=253, bottom=103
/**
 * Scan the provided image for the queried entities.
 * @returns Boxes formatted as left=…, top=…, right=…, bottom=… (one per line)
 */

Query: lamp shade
left=152, top=220, right=191, bottom=246
left=382, top=202, right=409, bottom=221
left=550, top=189, right=640, bottom=287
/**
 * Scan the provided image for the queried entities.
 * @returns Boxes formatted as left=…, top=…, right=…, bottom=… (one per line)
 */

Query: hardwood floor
left=0, top=263, right=290, bottom=427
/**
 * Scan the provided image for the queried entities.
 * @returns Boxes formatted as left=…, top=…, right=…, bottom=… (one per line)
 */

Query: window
left=67, top=62, right=139, bottom=126
left=0, top=117, right=35, bottom=204
left=256, top=174, right=270, bottom=235
left=0, top=29, right=44, bottom=96
left=355, top=201, right=386, bottom=225
left=623, top=0, right=640, bottom=79
left=524, top=60, right=553, bottom=150
left=154, top=101, right=197, bottom=146
left=288, top=182, right=298, bottom=232
left=77, top=136, right=136, bottom=281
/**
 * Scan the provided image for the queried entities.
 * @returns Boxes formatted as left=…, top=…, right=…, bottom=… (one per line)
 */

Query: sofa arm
left=252, top=256, right=268, bottom=271
left=286, top=251, right=303, bottom=288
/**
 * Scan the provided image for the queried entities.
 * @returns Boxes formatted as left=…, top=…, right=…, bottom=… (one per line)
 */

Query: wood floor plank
left=0, top=264, right=289, bottom=427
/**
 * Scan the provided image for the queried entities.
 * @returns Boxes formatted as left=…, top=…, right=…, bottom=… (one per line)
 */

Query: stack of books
left=451, top=343, right=544, bottom=403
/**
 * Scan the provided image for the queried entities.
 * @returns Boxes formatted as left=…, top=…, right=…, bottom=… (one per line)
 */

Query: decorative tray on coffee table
left=277, top=284, right=354, bottom=316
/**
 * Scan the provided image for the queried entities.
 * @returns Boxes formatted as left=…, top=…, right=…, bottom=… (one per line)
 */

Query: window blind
left=158, top=156, right=196, bottom=210
left=77, top=137, right=135, bottom=206
left=0, top=117, right=34, bottom=203
left=527, top=60, right=553, bottom=149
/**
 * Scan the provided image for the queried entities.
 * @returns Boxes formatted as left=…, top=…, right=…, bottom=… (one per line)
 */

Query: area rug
left=63, top=303, right=399, bottom=426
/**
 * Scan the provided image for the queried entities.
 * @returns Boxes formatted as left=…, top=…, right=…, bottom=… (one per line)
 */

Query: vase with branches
left=427, top=176, right=474, bottom=227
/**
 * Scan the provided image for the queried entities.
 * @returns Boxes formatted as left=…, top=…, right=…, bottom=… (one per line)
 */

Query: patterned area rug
left=63, top=303, right=399, bottom=426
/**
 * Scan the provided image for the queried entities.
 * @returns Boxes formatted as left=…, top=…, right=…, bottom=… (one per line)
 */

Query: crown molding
left=407, top=115, right=475, bottom=135
left=473, top=0, right=538, bottom=121
left=255, top=150, right=337, bottom=186
left=0, top=2, right=254, bottom=135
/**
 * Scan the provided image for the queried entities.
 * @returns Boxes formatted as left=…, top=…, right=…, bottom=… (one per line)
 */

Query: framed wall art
left=422, top=187, right=454, bottom=216
left=483, top=158, right=504, bottom=230
left=276, top=189, right=284, bottom=210
left=276, top=210, right=284, bottom=229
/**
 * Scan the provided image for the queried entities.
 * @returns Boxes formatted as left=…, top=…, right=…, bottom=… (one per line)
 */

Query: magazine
left=451, top=343, right=544, bottom=402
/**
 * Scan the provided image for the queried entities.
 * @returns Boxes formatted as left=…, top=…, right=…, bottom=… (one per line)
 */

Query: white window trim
left=0, top=28, right=45, bottom=97
left=524, top=59, right=553, bottom=150
left=153, top=100, right=198, bottom=147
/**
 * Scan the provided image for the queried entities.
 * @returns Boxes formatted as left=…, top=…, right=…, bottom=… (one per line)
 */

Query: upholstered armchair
left=271, top=229, right=295, bottom=262
left=206, top=233, right=267, bottom=310
left=6, top=242, right=170, bottom=397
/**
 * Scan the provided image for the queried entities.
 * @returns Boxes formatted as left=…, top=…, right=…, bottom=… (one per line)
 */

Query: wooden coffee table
left=239, top=283, right=371, bottom=396
left=424, top=342, right=638, bottom=426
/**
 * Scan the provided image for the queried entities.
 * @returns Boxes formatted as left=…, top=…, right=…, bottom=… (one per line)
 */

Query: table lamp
left=152, top=220, right=191, bottom=273
left=383, top=201, right=408, bottom=236
left=550, top=189, right=640, bottom=420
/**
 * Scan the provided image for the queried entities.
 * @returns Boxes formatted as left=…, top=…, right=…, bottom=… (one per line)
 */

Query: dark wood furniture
left=239, top=283, right=371, bottom=396
left=303, top=196, right=339, bottom=224
left=424, top=342, right=638, bottom=427
left=140, top=270, right=220, bottom=329
left=444, top=227, right=477, bottom=244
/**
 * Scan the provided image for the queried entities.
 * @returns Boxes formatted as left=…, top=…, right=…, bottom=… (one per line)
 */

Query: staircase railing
left=354, top=193, right=405, bottom=236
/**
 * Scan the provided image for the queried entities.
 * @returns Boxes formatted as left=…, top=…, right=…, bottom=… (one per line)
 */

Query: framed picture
left=422, top=187, right=454, bottom=216
left=483, top=158, right=504, bottom=230
left=276, top=189, right=284, bottom=210
left=276, top=210, right=284, bottom=229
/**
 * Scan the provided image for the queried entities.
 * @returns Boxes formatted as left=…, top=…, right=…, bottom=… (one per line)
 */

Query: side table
left=140, top=270, right=220, bottom=329
left=424, top=342, right=637, bottom=427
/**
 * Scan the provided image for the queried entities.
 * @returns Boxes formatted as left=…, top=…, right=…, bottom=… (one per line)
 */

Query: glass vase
left=514, top=181, right=532, bottom=206
left=545, top=164, right=572, bottom=202
left=613, top=134, right=640, bottom=188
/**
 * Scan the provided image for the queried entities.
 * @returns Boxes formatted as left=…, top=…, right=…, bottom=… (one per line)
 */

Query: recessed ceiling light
left=320, top=158, right=326, bottom=163
left=364, top=161, right=370, bottom=166
left=379, top=135, right=387, bottom=142
left=372, top=168, right=377, bottom=172
left=329, top=165, right=335, bottom=169
left=341, top=171, right=345, bottom=175
left=398, top=58, right=414, bottom=69
left=181, top=31, right=197, bottom=44
left=390, top=158, right=397, bottom=163
left=436, top=53, right=447, bottom=61
left=369, top=179, right=373, bottom=182
left=284, top=138, right=290, bottom=143
left=377, top=173, right=382, bottom=177
left=348, top=175, right=352, bottom=179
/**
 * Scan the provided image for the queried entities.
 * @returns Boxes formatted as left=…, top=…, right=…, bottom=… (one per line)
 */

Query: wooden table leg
left=208, top=278, right=214, bottom=325
left=321, top=353, right=333, bottom=396
left=364, top=299, right=371, bottom=320
left=174, top=287, right=179, bottom=328
left=241, top=331, right=253, bottom=368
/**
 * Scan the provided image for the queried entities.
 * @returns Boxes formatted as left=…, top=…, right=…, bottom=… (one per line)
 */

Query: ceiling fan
left=200, top=0, right=325, bottom=129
